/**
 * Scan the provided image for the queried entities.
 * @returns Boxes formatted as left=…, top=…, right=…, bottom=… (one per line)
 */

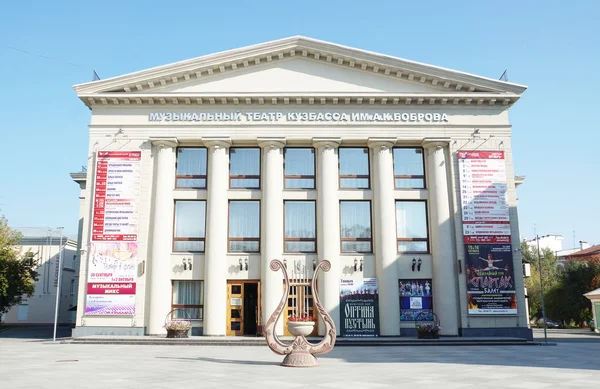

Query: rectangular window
left=173, top=201, right=206, bottom=252
left=230, top=148, right=260, bottom=188
left=176, top=147, right=207, bottom=188
left=284, top=148, right=315, bottom=189
left=228, top=201, right=260, bottom=252
left=172, top=281, right=203, bottom=320
left=393, top=148, right=425, bottom=189
left=396, top=201, right=429, bottom=253
left=69, top=279, right=75, bottom=295
left=340, top=201, right=372, bottom=252
left=72, top=255, right=77, bottom=269
left=339, top=148, right=370, bottom=189
left=284, top=201, right=316, bottom=252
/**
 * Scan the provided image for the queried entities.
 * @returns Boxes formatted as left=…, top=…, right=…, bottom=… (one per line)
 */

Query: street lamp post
left=537, top=235, right=548, bottom=344
left=53, top=227, right=65, bottom=342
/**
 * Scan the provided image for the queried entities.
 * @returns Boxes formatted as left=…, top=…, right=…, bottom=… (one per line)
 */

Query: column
left=423, top=138, right=459, bottom=335
left=369, top=138, right=401, bottom=336
left=258, top=138, right=286, bottom=335
left=147, top=137, right=178, bottom=335
left=313, top=138, right=341, bottom=335
left=203, top=137, right=231, bottom=336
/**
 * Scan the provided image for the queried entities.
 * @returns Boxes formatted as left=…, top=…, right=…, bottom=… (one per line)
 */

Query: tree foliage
left=523, top=238, right=600, bottom=326
left=0, top=217, right=39, bottom=316
left=522, top=240, right=559, bottom=318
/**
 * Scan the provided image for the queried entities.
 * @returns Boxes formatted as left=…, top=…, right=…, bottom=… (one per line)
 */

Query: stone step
left=67, top=336, right=536, bottom=347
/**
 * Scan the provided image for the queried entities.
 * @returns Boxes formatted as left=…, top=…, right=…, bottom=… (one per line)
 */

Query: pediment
left=74, top=36, right=526, bottom=106
left=146, top=58, right=451, bottom=94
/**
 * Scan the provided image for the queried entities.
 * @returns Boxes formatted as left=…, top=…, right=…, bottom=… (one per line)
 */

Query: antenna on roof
left=92, top=70, right=101, bottom=81
left=499, top=69, right=508, bottom=82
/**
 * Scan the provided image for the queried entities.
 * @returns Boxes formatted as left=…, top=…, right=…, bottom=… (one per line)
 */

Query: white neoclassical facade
left=71, top=36, right=531, bottom=339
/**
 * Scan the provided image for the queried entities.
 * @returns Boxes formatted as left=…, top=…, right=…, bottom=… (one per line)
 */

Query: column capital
left=203, top=137, right=231, bottom=149
left=257, top=137, right=286, bottom=149
left=150, top=137, right=178, bottom=148
left=313, top=137, right=341, bottom=150
left=422, top=137, right=451, bottom=149
left=367, top=138, right=396, bottom=151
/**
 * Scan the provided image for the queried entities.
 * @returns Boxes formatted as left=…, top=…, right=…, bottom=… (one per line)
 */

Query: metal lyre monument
left=264, top=259, right=336, bottom=367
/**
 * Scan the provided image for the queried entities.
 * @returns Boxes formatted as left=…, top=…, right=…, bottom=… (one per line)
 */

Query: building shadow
left=155, top=356, right=280, bottom=366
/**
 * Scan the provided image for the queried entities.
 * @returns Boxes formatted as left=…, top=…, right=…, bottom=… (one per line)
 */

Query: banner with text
left=399, top=279, right=433, bottom=321
left=340, top=278, right=379, bottom=337
left=465, top=243, right=517, bottom=315
left=86, top=150, right=141, bottom=316
left=458, top=151, right=511, bottom=244
left=85, top=242, right=138, bottom=315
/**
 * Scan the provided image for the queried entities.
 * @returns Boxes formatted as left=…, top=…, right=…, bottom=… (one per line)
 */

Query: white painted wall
left=72, top=55, right=526, bottom=337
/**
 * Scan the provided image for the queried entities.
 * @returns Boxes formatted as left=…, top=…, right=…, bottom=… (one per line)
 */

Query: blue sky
left=1, top=1, right=598, bottom=247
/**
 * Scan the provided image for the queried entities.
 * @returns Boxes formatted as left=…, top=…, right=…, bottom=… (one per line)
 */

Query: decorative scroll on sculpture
left=264, top=259, right=336, bottom=367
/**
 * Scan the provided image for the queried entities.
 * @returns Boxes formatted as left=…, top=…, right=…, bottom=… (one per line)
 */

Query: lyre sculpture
left=264, top=259, right=336, bottom=367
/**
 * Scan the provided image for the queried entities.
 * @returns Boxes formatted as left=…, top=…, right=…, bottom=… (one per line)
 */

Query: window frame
left=395, top=200, right=430, bottom=254
left=171, top=280, right=204, bottom=321
left=175, top=147, right=208, bottom=189
left=229, top=147, right=261, bottom=189
left=339, top=200, right=373, bottom=253
left=172, top=200, right=207, bottom=253
left=338, top=147, right=371, bottom=189
left=69, top=279, right=75, bottom=295
left=283, top=147, right=316, bottom=189
left=392, top=147, right=426, bottom=189
left=227, top=200, right=261, bottom=253
left=283, top=200, right=317, bottom=253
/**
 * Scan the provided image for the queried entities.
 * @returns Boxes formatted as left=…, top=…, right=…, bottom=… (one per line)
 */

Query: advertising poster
left=339, top=278, right=379, bottom=337
left=85, top=242, right=138, bottom=315
left=85, top=151, right=141, bottom=316
left=458, top=151, right=511, bottom=244
left=464, top=243, right=517, bottom=315
left=399, top=279, right=433, bottom=321
left=92, top=151, right=141, bottom=242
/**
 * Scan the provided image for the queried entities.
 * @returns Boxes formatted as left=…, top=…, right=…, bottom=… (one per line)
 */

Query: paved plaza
left=1, top=328, right=599, bottom=388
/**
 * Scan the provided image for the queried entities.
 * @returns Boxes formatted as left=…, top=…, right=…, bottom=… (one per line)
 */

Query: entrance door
left=226, top=280, right=261, bottom=336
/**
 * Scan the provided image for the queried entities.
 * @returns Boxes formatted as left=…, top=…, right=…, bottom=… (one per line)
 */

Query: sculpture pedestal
left=281, top=348, right=318, bottom=367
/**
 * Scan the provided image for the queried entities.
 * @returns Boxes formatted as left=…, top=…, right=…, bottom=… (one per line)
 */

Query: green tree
left=522, top=240, right=559, bottom=320
left=0, top=217, right=39, bottom=317
left=546, top=256, right=600, bottom=326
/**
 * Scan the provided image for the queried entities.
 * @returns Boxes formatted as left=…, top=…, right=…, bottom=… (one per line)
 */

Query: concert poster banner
left=86, top=150, right=141, bottom=316
left=464, top=243, right=517, bottom=315
left=85, top=242, right=138, bottom=315
left=399, top=279, right=433, bottom=321
left=339, top=278, right=379, bottom=337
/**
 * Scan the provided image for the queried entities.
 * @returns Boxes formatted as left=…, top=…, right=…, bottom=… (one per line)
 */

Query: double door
left=226, top=280, right=261, bottom=336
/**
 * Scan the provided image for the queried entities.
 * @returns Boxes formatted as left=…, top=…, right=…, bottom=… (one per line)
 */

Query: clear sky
left=1, top=0, right=598, bottom=247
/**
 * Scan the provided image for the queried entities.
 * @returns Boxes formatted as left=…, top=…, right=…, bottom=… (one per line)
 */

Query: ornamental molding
left=81, top=92, right=518, bottom=108
left=150, top=137, right=178, bottom=148
left=257, top=137, right=286, bottom=149
left=422, top=137, right=451, bottom=149
left=74, top=36, right=526, bottom=108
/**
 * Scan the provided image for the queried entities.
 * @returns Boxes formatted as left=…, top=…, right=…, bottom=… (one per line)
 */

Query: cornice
left=73, top=36, right=527, bottom=98
left=81, top=92, right=519, bottom=109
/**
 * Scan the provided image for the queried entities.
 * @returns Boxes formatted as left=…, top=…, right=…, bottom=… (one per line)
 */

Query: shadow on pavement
left=156, top=356, right=280, bottom=366
left=0, top=325, right=73, bottom=340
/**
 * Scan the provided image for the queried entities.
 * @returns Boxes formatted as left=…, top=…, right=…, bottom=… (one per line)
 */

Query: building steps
left=66, top=335, right=538, bottom=347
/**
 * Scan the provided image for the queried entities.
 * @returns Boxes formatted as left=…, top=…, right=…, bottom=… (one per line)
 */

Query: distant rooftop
left=12, top=227, right=78, bottom=243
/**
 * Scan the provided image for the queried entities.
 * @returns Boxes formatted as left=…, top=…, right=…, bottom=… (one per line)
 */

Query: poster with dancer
left=398, top=279, right=433, bottom=321
left=339, top=278, right=379, bottom=337
left=464, top=244, right=517, bottom=315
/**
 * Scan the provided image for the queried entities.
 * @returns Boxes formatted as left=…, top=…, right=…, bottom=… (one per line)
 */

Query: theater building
left=71, top=36, right=530, bottom=339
